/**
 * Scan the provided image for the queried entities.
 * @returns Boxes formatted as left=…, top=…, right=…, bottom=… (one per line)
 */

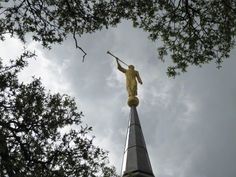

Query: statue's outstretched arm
left=116, top=59, right=126, bottom=73
left=136, top=72, right=143, bottom=84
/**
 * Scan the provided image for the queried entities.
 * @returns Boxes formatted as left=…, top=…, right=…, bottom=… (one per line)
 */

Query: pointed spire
left=122, top=106, right=155, bottom=177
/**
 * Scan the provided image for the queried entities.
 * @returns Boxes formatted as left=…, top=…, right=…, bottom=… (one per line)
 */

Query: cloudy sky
left=1, top=20, right=236, bottom=177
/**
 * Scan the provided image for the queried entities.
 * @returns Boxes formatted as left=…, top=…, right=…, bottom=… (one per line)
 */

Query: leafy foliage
left=0, top=52, right=118, bottom=177
left=1, top=0, right=236, bottom=76
left=123, top=0, right=236, bottom=76
left=0, top=0, right=116, bottom=60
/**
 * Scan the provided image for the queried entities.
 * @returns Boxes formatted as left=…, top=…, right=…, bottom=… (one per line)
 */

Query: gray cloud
left=3, top=20, right=236, bottom=177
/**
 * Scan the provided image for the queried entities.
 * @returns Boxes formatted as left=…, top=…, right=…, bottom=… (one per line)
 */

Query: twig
left=73, top=30, right=87, bottom=62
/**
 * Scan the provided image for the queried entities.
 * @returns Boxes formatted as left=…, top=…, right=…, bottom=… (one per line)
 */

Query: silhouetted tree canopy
left=0, top=52, right=118, bottom=177
left=0, top=0, right=235, bottom=75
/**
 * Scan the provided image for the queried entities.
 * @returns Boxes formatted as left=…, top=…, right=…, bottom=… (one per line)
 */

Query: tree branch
left=73, top=30, right=87, bottom=62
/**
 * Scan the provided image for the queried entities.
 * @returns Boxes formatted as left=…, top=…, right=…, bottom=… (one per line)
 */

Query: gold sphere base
left=127, top=96, right=139, bottom=107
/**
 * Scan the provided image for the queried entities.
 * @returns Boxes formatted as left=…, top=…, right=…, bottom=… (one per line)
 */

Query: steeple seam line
left=123, top=145, right=148, bottom=152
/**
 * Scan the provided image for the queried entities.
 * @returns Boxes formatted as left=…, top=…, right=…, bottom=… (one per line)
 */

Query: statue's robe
left=117, top=65, right=142, bottom=97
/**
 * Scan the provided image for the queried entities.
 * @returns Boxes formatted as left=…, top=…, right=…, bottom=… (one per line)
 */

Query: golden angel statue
left=107, top=51, right=143, bottom=107
left=116, top=59, right=143, bottom=97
